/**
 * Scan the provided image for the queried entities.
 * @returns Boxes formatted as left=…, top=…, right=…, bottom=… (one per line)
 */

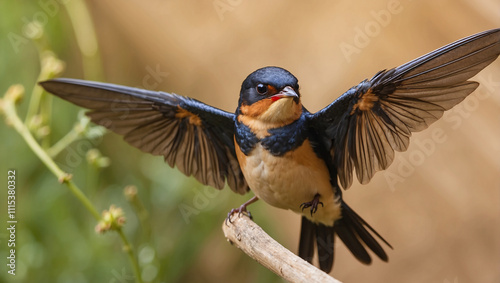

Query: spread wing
left=309, top=28, right=500, bottom=189
left=40, top=79, right=249, bottom=194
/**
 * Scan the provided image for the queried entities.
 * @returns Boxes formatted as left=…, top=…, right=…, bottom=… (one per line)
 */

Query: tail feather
left=316, top=223, right=335, bottom=272
left=299, top=217, right=335, bottom=273
left=298, top=216, right=315, bottom=263
left=340, top=202, right=392, bottom=261
left=334, top=219, right=372, bottom=264
left=298, top=200, right=391, bottom=272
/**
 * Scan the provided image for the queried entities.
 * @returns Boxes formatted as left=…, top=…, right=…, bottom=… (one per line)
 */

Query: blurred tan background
left=1, top=0, right=499, bottom=282
left=84, top=1, right=499, bottom=281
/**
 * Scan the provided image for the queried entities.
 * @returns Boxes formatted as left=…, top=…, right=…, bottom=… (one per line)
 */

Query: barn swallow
left=40, top=28, right=500, bottom=273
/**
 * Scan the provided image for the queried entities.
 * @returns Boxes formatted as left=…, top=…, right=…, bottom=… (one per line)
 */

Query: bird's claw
left=225, top=196, right=258, bottom=226
left=225, top=205, right=253, bottom=226
left=300, top=194, right=324, bottom=217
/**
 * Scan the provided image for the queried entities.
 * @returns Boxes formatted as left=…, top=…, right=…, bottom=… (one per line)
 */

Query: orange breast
left=234, top=137, right=341, bottom=226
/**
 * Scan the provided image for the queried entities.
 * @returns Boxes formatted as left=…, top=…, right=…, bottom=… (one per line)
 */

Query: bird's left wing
left=309, top=28, right=500, bottom=189
left=40, top=79, right=249, bottom=194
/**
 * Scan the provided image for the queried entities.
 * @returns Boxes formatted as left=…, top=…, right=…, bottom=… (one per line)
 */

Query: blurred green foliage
left=0, top=2, right=283, bottom=282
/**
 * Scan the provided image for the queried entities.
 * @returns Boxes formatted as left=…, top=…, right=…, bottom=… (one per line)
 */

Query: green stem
left=2, top=91, right=143, bottom=283
left=40, top=91, right=52, bottom=148
left=117, top=228, right=143, bottom=283
left=2, top=96, right=101, bottom=221
left=24, top=38, right=46, bottom=126
left=47, top=123, right=85, bottom=158
left=24, top=72, right=45, bottom=125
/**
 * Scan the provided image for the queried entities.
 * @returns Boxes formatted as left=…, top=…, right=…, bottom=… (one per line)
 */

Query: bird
left=40, top=28, right=500, bottom=273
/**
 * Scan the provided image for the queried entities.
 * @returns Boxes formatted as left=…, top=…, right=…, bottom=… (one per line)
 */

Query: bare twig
left=222, top=214, right=342, bottom=283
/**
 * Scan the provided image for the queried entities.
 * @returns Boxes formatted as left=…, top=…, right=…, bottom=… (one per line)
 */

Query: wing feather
left=310, top=28, right=500, bottom=189
left=40, top=79, right=249, bottom=194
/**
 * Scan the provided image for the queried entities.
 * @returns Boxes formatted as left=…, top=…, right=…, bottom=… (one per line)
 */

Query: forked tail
left=298, top=200, right=392, bottom=273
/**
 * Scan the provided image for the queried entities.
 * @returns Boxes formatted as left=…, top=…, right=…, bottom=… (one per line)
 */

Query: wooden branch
left=222, top=214, right=342, bottom=283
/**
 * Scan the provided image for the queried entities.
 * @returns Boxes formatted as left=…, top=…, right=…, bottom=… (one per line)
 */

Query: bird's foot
left=225, top=205, right=252, bottom=225
left=225, top=196, right=259, bottom=225
left=300, top=194, right=324, bottom=217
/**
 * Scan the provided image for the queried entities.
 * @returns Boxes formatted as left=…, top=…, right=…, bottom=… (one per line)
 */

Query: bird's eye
left=256, top=83, right=268, bottom=95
